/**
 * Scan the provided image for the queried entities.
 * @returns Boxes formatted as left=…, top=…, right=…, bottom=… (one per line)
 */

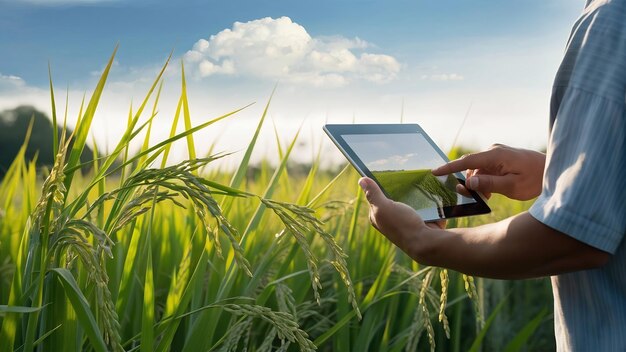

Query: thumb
left=466, top=174, right=514, bottom=195
left=358, top=177, right=388, bottom=206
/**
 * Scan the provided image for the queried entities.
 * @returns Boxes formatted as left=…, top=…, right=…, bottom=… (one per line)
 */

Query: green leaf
left=115, top=220, right=144, bottom=325
left=503, top=308, right=548, bottom=352
left=0, top=305, right=46, bottom=315
left=160, top=95, right=183, bottom=169
left=239, top=125, right=302, bottom=245
left=180, top=61, right=197, bottom=163
left=48, top=63, right=58, bottom=157
left=295, top=143, right=322, bottom=205
left=140, top=196, right=157, bottom=352
left=468, top=293, right=509, bottom=352
left=155, top=250, right=209, bottom=352
left=64, top=45, right=118, bottom=194
left=64, top=52, right=172, bottom=218
left=136, top=78, right=163, bottom=171
left=51, top=268, right=108, bottom=352
left=0, top=218, right=32, bottom=352
left=221, top=85, right=276, bottom=216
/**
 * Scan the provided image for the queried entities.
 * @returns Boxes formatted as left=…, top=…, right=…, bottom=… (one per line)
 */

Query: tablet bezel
left=323, top=123, right=491, bottom=222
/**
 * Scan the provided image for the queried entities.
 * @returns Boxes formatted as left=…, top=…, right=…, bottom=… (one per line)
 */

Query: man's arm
left=419, top=212, right=609, bottom=279
left=360, top=177, right=610, bottom=280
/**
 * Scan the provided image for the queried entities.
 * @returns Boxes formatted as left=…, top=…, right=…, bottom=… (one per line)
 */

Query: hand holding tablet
left=324, top=124, right=490, bottom=222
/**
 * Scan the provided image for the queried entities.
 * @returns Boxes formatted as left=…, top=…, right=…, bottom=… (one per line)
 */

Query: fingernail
left=469, top=177, right=479, bottom=190
left=358, top=178, right=367, bottom=190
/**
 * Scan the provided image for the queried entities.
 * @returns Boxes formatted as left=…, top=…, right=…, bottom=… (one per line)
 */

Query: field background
left=0, top=54, right=554, bottom=351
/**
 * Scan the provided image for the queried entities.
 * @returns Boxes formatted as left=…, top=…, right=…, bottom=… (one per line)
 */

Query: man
left=358, top=0, right=626, bottom=350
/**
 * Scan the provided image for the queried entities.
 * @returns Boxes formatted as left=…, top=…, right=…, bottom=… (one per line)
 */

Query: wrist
left=405, top=225, right=441, bottom=266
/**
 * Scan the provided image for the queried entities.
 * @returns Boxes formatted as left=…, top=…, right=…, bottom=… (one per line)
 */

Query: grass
left=372, top=169, right=458, bottom=209
left=0, top=49, right=554, bottom=351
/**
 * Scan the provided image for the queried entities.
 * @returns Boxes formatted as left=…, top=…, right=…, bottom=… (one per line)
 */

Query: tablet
left=324, top=124, right=490, bottom=222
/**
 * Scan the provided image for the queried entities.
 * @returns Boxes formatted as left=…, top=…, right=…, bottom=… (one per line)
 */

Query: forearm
left=409, top=212, right=609, bottom=279
left=358, top=176, right=609, bottom=279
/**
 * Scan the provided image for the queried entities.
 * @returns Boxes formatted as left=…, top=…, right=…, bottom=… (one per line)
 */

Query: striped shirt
left=528, top=0, right=626, bottom=350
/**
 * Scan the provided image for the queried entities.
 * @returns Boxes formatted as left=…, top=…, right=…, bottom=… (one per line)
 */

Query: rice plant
left=0, top=48, right=552, bottom=351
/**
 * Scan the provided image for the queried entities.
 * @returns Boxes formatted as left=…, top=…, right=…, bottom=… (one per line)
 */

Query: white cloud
left=0, top=74, right=55, bottom=131
left=368, top=153, right=416, bottom=169
left=184, top=16, right=401, bottom=87
left=199, top=59, right=235, bottom=76
left=0, top=73, right=26, bottom=90
left=421, top=73, right=464, bottom=81
left=368, top=158, right=389, bottom=168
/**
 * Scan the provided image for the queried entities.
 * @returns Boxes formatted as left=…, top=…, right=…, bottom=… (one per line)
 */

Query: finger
left=456, top=183, right=491, bottom=199
left=426, top=220, right=446, bottom=229
left=432, top=151, right=494, bottom=176
left=368, top=212, right=381, bottom=232
left=466, top=174, right=515, bottom=197
left=358, top=177, right=389, bottom=206
left=467, top=168, right=481, bottom=180
left=455, top=183, right=472, bottom=197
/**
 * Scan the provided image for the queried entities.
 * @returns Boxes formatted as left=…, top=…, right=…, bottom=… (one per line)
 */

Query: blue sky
left=0, top=0, right=584, bottom=165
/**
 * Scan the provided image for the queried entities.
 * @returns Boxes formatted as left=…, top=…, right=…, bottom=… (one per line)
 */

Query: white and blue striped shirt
left=529, top=0, right=626, bottom=350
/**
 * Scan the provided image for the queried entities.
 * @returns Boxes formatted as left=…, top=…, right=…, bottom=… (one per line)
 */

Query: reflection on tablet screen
left=342, top=133, right=476, bottom=212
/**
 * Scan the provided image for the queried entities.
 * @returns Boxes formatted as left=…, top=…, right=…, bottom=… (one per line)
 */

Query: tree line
left=0, top=105, right=93, bottom=177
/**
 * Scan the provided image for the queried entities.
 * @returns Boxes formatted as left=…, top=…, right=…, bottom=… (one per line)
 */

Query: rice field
left=0, top=50, right=554, bottom=351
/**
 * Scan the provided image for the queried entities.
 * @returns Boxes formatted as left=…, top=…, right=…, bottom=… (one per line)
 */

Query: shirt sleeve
left=529, top=87, right=626, bottom=254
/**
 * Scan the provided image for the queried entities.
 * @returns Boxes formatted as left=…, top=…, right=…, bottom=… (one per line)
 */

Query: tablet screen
left=325, top=123, right=490, bottom=221
left=342, top=132, right=477, bottom=217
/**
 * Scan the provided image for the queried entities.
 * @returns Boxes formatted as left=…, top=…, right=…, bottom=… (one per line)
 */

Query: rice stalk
left=46, top=146, right=122, bottom=351
left=216, top=317, right=253, bottom=352
left=85, top=157, right=252, bottom=278
left=260, top=198, right=361, bottom=319
left=439, top=268, right=451, bottom=338
left=257, top=327, right=279, bottom=352
left=419, top=268, right=436, bottom=352
left=64, top=150, right=368, bottom=350
left=390, top=264, right=433, bottom=352
left=275, top=283, right=297, bottom=318
left=8, top=127, right=122, bottom=351
left=404, top=303, right=426, bottom=352
left=463, top=274, right=484, bottom=330
left=221, top=304, right=316, bottom=352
